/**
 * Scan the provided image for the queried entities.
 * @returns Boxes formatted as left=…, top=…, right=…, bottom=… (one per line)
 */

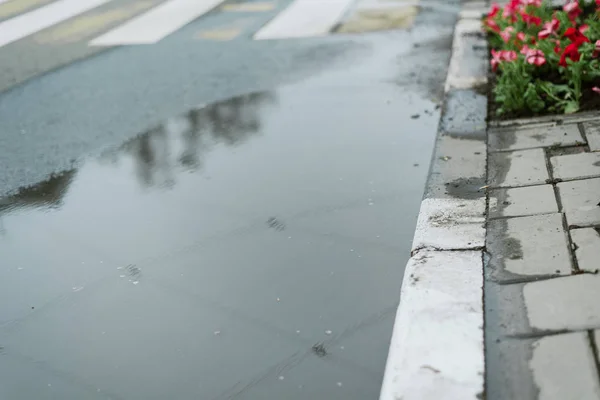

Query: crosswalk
left=0, top=0, right=419, bottom=48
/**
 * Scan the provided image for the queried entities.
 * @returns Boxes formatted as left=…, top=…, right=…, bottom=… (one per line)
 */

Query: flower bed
left=484, top=0, right=600, bottom=116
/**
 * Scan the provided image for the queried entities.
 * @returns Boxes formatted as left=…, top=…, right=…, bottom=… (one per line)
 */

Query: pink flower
left=523, top=0, right=542, bottom=6
left=490, top=50, right=517, bottom=72
left=525, top=49, right=546, bottom=66
left=501, top=50, right=517, bottom=61
left=485, top=18, right=501, bottom=32
left=517, top=32, right=526, bottom=42
left=520, top=45, right=531, bottom=55
left=500, top=26, right=515, bottom=43
left=579, top=24, right=589, bottom=34
left=564, top=1, right=582, bottom=20
left=593, top=40, right=600, bottom=57
left=593, top=87, right=600, bottom=94
left=538, top=18, right=560, bottom=39
left=503, top=0, right=522, bottom=20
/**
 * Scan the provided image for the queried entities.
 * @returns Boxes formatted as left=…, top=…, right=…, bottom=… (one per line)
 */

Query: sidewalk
left=486, top=115, right=600, bottom=399
left=381, top=2, right=600, bottom=399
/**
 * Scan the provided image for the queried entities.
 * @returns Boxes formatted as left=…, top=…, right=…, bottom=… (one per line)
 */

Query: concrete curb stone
left=379, top=3, right=487, bottom=399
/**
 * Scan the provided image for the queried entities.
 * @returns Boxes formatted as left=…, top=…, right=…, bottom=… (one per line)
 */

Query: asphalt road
left=0, top=0, right=459, bottom=398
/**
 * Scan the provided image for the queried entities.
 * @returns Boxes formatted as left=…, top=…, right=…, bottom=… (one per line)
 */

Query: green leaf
left=524, top=84, right=545, bottom=113
left=564, top=101, right=580, bottom=114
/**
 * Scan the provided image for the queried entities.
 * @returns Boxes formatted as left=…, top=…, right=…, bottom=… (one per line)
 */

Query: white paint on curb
left=444, top=15, right=488, bottom=93
left=380, top=250, right=485, bottom=400
left=380, top=4, right=488, bottom=399
left=412, top=197, right=486, bottom=252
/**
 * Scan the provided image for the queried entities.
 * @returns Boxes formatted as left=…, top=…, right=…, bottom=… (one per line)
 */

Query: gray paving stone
left=530, top=332, right=600, bottom=400
left=425, top=135, right=486, bottom=200
left=582, top=121, right=600, bottom=152
left=487, top=213, right=571, bottom=280
left=524, top=274, right=600, bottom=331
left=558, top=178, right=600, bottom=227
left=551, top=152, right=600, bottom=180
left=489, top=185, right=557, bottom=218
left=488, top=149, right=549, bottom=188
left=489, top=123, right=583, bottom=152
left=571, top=228, right=600, bottom=272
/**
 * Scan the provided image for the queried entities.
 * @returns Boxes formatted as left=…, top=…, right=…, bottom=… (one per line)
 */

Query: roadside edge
left=379, top=3, right=489, bottom=399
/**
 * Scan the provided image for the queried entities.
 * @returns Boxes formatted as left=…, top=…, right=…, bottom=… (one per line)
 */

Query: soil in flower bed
left=484, top=0, right=600, bottom=118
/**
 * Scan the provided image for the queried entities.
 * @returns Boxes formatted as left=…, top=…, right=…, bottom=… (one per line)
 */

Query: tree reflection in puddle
left=0, top=91, right=276, bottom=218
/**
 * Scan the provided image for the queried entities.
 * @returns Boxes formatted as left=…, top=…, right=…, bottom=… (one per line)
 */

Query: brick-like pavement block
left=557, top=178, right=600, bottom=227
left=582, top=121, right=600, bottom=152
left=488, top=149, right=549, bottom=188
left=530, top=332, right=600, bottom=400
left=489, top=185, right=557, bottom=218
left=551, top=152, right=600, bottom=180
left=489, top=123, right=582, bottom=152
left=571, top=228, right=600, bottom=271
left=524, top=274, right=600, bottom=331
left=487, top=213, right=571, bottom=280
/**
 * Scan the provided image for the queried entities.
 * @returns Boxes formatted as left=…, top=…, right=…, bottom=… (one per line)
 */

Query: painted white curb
left=380, top=250, right=484, bottom=400
left=379, top=3, right=488, bottom=399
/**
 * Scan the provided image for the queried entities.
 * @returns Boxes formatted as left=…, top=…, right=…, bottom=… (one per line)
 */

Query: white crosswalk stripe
left=254, top=0, right=355, bottom=40
left=0, top=0, right=393, bottom=49
left=89, top=0, right=226, bottom=45
left=0, top=0, right=112, bottom=48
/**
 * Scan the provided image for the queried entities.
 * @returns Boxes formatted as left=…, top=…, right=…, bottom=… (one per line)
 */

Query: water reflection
left=105, top=91, right=275, bottom=188
left=0, top=170, right=77, bottom=215
left=0, top=91, right=276, bottom=216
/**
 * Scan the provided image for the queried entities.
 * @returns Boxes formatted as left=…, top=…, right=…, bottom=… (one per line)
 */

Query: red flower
left=554, top=40, right=562, bottom=54
left=488, top=2, right=500, bottom=18
left=564, top=1, right=582, bottom=21
left=525, top=49, right=546, bottom=66
left=596, top=0, right=600, bottom=8
left=538, top=18, right=559, bottom=39
left=521, top=12, right=541, bottom=26
left=564, top=27, right=590, bottom=45
left=559, top=42, right=582, bottom=66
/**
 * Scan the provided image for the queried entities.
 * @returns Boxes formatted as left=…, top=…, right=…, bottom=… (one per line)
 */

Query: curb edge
left=379, top=4, right=489, bottom=399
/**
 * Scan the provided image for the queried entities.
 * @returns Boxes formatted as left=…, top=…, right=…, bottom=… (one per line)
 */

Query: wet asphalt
left=0, top=3, right=458, bottom=399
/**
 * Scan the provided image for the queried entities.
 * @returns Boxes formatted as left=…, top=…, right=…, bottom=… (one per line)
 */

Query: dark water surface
left=0, top=27, right=452, bottom=400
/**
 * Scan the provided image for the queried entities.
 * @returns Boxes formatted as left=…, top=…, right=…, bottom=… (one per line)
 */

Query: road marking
left=196, top=27, right=242, bottom=41
left=336, top=5, right=417, bottom=34
left=195, top=17, right=252, bottom=41
left=90, top=0, right=226, bottom=45
left=254, top=0, right=354, bottom=40
left=221, top=2, right=275, bottom=12
left=0, top=0, right=112, bottom=48
left=35, top=1, right=155, bottom=44
left=0, top=0, right=52, bottom=19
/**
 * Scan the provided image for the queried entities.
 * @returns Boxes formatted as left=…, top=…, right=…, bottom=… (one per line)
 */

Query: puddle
left=0, top=26, right=453, bottom=400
